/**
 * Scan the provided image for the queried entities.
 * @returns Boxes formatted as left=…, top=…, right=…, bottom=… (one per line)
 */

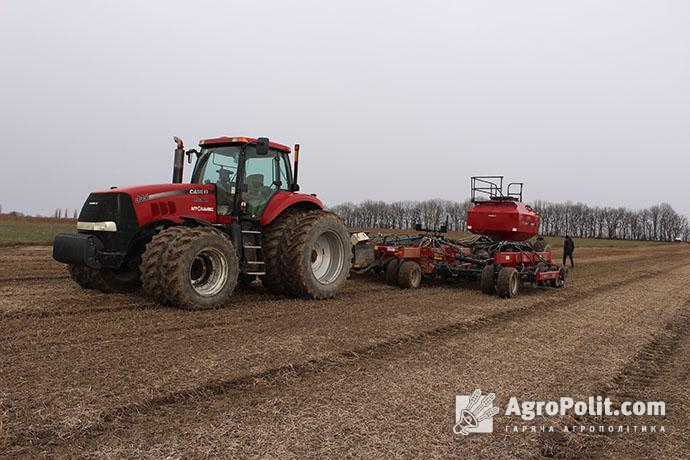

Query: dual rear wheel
left=496, top=267, right=520, bottom=298
left=278, top=210, right=352, bottom=299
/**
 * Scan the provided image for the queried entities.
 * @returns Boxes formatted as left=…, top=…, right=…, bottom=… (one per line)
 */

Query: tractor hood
left=86, top=183, right=218, bottom=228
left=94, top=183, right=216, bottom=201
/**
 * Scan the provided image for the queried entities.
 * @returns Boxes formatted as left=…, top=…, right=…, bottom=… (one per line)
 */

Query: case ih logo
left=454, top=389, right=500, bottom=435
left=189, top=189, right=210, bottom=195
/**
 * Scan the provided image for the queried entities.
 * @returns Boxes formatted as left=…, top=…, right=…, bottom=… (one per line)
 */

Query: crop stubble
left=0, top=244, right=688, bottom=458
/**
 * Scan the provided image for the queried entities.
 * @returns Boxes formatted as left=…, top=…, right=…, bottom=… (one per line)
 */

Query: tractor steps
left=242, top=231, right=265, bottom=276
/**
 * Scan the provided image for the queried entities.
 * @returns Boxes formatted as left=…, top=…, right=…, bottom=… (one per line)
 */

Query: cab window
left=244, top=150, right=290, bottom=216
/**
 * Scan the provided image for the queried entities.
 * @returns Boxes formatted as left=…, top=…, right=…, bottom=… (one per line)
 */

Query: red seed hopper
left=466, top=176, right=539, bottom=241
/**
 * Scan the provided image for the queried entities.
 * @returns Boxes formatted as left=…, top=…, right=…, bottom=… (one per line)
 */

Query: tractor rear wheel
left=279, top=210, right=351, bottom=299
left=497, top=267, right=520, bottom=298
left=141, top=226, right=186, bottom=305
left=262, top=208, right=305, bottom=295
left=480, top=264, right=495, bottom=294
left=398, top=261, right=422, bottom=289
left=158, top=227, right=239, bottom=309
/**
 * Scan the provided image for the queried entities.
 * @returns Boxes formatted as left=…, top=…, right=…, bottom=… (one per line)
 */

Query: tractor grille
left=79, top=193, right=138, bottom=232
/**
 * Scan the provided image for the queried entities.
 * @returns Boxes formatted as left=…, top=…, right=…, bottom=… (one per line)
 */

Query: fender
left=180, top=216, right=214, bottom=227
left=260, top=191, right=323, bottom=226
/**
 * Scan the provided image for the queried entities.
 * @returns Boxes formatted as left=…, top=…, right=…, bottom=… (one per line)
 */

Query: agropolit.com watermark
left=505, top=396, right=665, bottom=420
left=454, top=390, right=666, bottom=436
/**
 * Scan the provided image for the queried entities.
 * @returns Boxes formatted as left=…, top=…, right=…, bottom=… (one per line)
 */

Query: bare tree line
left=331, top=199, right=689, bottom=241
left=52, top=209, right=78, bottom=219
left=533, top=201, right=688, bottom=241
left=332, top=199, right=473, bottom=233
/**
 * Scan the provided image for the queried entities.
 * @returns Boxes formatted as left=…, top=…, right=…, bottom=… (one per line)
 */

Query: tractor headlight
left=77, top=221, right=118, bottom=232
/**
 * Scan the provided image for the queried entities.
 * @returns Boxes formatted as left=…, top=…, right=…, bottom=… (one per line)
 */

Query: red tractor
left=53, top=136, right=352, bottom=309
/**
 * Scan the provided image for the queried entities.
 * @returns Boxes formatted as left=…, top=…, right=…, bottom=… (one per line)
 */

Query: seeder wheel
left=386, top=260, right=400, bottom=286
left=497, top=267, right=520, bottom=298
left=398, top=261, right=422, bottom=289
left=533, top=262, right=547, bottom=287
left=552, top=266, right=567, bottom=288
left=480, top=264, right=495, bottom=294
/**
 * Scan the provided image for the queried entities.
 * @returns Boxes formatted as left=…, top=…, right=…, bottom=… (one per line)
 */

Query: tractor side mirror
left=256, top=137, right=270, bottom=155
left=185, top=149, right=199, bottom=164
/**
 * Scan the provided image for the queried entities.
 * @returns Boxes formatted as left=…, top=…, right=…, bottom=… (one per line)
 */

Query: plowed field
left=1, top=244, right=688, bottom=458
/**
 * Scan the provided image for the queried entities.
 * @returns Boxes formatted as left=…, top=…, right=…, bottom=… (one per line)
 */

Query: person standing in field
left=563, top=235, right=575, bottom=268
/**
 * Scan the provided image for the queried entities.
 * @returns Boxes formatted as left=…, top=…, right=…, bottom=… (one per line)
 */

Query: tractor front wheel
left=69, top=264, right=139, bottom=293
left=68, top=264, right=98, bottom=290
left=158, top=227, right=239, bottom=309
left=398, top=261, right=422, bottom=289
left=141, top=226, right=187, bottom=305
left=497, top=267, right=520, bottom=298
left=100, top=267, right=141, bottom=292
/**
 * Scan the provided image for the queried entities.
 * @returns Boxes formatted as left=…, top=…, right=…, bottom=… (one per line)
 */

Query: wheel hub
left=189, top=247, right=228, bottom=296
left=310, top=230, right=344, bottom=285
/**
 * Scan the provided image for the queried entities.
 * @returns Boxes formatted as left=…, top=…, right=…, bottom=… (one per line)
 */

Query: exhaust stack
left=292, top=143, right=300, bottom=191
left=172, top=136, right=185, bottom=183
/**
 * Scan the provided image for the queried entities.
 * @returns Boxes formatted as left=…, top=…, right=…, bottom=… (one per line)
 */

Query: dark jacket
left=564, top=237, right=575, bottom=254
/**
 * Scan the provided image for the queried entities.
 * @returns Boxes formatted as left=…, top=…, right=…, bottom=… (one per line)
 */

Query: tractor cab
left=188, top=137, right=296, bottom=219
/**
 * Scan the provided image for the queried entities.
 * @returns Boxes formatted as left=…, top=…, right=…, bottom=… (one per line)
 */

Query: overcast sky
left=1, top=0, right=688, bottom=217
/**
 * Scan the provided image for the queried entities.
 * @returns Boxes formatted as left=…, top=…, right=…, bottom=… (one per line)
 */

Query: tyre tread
left=141, top=226, right=186, bottom=305
left=262, top=208, right=306, bottom=295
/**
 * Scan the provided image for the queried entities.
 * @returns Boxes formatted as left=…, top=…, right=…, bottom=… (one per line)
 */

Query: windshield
left=192, top=146, right=241, bottom=185
left=192, top=146, right=242, bottom=215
